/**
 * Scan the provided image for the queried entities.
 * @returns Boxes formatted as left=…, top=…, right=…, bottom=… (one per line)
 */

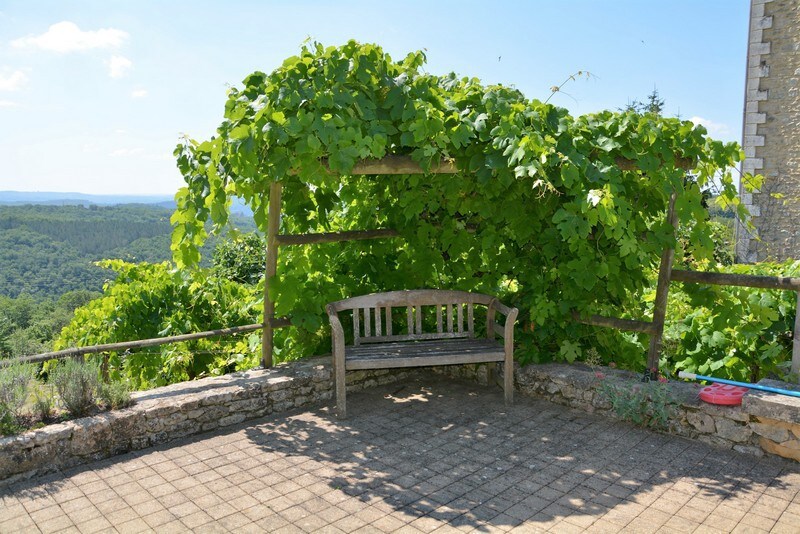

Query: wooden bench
left=326, top=290, right=519, bottom=417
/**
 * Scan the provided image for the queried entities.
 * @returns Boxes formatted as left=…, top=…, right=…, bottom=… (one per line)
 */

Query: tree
left=621, top=88, right=665, bottom=115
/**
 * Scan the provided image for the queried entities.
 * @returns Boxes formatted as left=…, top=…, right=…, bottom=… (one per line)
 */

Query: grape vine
left=171, top=40, right=756, bottom=367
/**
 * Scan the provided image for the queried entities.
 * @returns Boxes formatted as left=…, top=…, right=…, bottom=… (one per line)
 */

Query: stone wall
left=3, top=358, right=798, bottom=485
left=439, top=362, right=800, bottom=463
left=738, top=0, right=800, bottom=262
left=0, top=357, right=420, bottom=486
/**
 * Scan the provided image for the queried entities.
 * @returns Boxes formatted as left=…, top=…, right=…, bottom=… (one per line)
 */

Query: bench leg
left=504, top=361, right=513, bottom=405
left=486, top=362, right=497, bottom=387
left=336, top=360, right=347, bottom=419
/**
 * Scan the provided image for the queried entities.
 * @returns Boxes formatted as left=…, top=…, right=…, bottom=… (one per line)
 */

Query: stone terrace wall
left=438, top=363, right=800, bottom=463
left=3, top=358, right=798, bottom=485
left=0, top=357, right=420, bottom=486
left=516, top=364, right=800, bottom=461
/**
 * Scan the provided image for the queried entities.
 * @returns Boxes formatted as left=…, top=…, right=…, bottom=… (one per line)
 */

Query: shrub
left=0, top=362, right=35, bottom=435
left=596, top=374, right=675, bottom=431
left=31, top=384, right=54, bottom=421
left=98, top=380, right=133, bottom=410
left=50, top=359, right=100, bottom=417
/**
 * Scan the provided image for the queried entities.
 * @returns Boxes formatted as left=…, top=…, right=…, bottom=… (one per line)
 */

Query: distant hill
left=0, top=203, right=256, bottom=299
left=0, top=191, right=253, bottom=215
left=0, top=191, right=174, bottom=206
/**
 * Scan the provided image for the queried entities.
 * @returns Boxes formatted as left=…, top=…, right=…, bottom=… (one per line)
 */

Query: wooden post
left=262, top=182, right=282, bottom=368
left=793, top=291, right=800, bottom=380
left=646, top=192, right=678, bottom=374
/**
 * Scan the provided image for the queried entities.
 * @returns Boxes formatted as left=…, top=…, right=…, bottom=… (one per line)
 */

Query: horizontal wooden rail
left=572, top=311, right=657, bottom=335
left=671, top=269, right=800, bottom=290
left=290, top=154, right=696, bottom=177
left=1, top=320, right=290, bottom=366
left=289, top=155, right=458, bottom=176
left=277, top=229, right=401, bottom=246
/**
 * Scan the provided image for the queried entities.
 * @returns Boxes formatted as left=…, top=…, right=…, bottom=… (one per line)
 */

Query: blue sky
left=0, top=1, right=749, bottom=195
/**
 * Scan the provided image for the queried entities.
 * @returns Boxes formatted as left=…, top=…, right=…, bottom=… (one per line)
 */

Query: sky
left=0, top=1, right=750, bottom=196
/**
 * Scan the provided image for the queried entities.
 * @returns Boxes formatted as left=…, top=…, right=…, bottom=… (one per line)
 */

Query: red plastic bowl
left=699, top=383, right=748, bottom=406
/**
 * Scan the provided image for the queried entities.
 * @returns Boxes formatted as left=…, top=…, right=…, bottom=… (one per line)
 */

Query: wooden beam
left=646, top=192, right=678, bottom=371
left=277, top=228, right=400, bottom=246
left=4, top=323, right=265, bottom=366
left=671, top=269, right=800, bottom=291
left=349, top=155, right=458, bottom=175
left=572, top=311, right=657, bottom=335
left=270, top=317, right=292, bottom=328
left=290, top=155, right=458, bottom=176
left=262, top=182, right=282, bottom=368
left=289, top=154, right=694, bottom=177
left=615, top=156, right=695, bottom=171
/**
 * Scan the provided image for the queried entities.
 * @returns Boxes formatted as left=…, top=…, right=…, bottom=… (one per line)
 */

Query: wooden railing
left=1, top=323, right=267, bottom=367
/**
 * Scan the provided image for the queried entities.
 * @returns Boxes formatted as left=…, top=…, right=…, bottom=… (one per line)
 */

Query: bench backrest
left=327, top=290, right=497, bottom=346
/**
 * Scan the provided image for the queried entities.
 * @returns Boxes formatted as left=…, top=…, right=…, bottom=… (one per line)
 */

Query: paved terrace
left=1, top=375, right=799, bottom=533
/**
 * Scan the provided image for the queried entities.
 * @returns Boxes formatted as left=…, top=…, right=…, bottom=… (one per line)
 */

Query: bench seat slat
left=345, top=338, right=504, bottom=370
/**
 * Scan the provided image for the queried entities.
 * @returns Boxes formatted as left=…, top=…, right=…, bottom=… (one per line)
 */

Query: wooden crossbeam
left=277, top=229, right=400, bottom=246
left=290, top=154, right=696, bottom=177
left=572, top=312, right=657, bottom=335
left=671, top=269, right=800, bottom=290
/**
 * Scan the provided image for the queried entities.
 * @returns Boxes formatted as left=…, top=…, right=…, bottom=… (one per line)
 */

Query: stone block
left=218, top=414, right=246, bottom=427
left=714, top=418, right=753, bottom=443
left=744, top=135, right=766, bottom=146
left=751, top=422, right=791, bottom=443
left=686, top=411, right=715, bottom=434
left=759, top=437, right=800, bottom=462
left=750, top=42, right=771, bottom=56
left=756, top=15, right=774, bottom=30
left=733, top=444, right=764, bottom=457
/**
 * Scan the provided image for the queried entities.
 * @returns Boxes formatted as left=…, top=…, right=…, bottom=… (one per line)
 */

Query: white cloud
left=0, top=69, right=28, bottom=91
left=130, top=88, right=148, bottom=98
left=11, top=21, right=128, bottom=53
left=690, top=116, right=732, bottom=139
left=109, top=147, right=144, bottom=157
left=0, top=100, right=20, bottom=108
left=107, top=55, right=132, bottom=78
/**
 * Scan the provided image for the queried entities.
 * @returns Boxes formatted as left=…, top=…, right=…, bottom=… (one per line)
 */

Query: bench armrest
left=326, top=305, right=346, bottom=364
left=489, top=299, right=519, bottom=354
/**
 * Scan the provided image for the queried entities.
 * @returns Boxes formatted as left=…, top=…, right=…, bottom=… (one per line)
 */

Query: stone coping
left=744, top=379, right=800, bottom=424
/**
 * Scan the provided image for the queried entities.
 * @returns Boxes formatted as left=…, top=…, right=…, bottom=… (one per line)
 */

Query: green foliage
left=0, top=362, right=36, bottom=431
left=171, top=41, right=752, bottom=367
left=0, top=290, right=102, bottom=359
left=97, top=380, right=133, bottom=410
left=664, top=260, right=800, bottom=383
left=212, top=232, right=266, bottom=284
left=31, top=383, right=54, bottom=422
left=0, top=204, right=255, bottom=300
left=55, top=261, right=260, bottom=389
left=596, top=376, right=675, bottom=430
left=50, top=359, right=100, bottom=418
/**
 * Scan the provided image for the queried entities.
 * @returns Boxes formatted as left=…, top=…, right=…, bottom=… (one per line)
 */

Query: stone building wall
left=738, top=0, right=800, bottom=262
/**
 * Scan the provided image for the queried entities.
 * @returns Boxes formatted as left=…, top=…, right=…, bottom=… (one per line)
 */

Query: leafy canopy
left=171, top=40, right=753, bottom=365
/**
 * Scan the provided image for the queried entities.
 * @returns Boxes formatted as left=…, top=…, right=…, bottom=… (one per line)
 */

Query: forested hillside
left=0, top=204, right=255, bottom=299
